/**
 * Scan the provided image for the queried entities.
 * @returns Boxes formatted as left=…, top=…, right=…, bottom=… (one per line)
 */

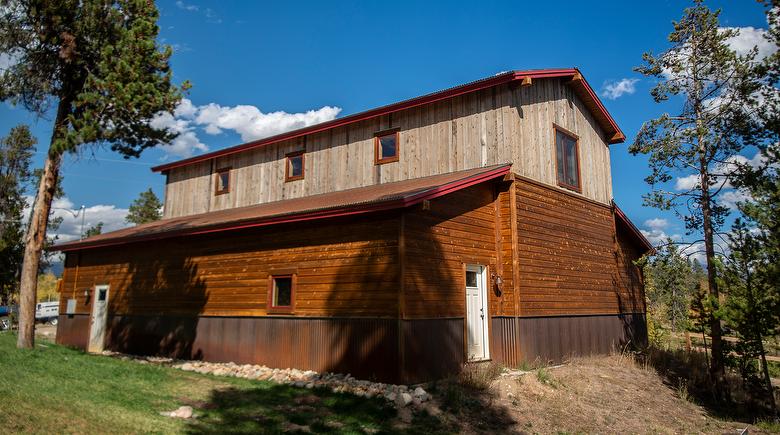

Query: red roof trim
left=55, top=164, right=511, bottom=252
left=613, top=201, right=653, bottom=253
left=152, top=68, right=624, bottom=173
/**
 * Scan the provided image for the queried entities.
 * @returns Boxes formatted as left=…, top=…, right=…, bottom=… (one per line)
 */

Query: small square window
left=268, top=275, right=294, bottom=313
left=554, top=125, right=580, bottom=192
left=215, top=167, right=231, bottom=195
left=374, top=130, right=399, bottom=164
left=285, top=151, right=305, bottom=182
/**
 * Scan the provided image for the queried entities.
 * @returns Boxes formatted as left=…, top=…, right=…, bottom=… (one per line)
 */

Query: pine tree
left=0, top=1, right=188, bottom=348
left=83, top=222, right=104, bottom=238
left=0, top=125, right=35, bottom=306
left=126, top=188, right=162, bottom=225
left=630, top=0, right=759, bottom=395
left=722, top=220, right=778, bottom=413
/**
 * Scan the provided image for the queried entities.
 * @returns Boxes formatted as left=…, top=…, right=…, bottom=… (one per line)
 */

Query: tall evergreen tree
left=126, top=188, right=162, bottom=225
left=722, top=220, right=778, bottom=413
left=0, top=125, right=35, bottom=305
left=645, top=240, right=696, bottom=334
left=630, top=0, right=759, bottom=394
left=0, top=0, right=188, bottom=348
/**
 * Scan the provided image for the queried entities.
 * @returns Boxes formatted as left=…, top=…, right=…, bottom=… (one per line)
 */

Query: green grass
left=0, top=332, right=451, bottom=434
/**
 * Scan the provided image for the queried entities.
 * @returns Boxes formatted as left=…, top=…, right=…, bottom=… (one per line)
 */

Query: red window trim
left=374, top=129, right=400, bottom=165
left=552, top=124, right=582, bottom=193
left=267, top=274, right=296, bottom=314
left=285, top=151, right=305, bottom=182
left=214, top=167, right=232, bottom=195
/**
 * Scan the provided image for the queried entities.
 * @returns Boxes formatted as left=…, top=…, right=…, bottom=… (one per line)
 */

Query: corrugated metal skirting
left=56, top=314, right=468, bottom=383
left=491, top=313, right=647, bottom=367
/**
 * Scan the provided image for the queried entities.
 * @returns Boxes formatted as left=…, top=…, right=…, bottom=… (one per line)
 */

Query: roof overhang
left=152, top=68, right=624, bottom=173
left=54, top=164, right=512, bottom=252
left=613, top=202, right=654, bottom=254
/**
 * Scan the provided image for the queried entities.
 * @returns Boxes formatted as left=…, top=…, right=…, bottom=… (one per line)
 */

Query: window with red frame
left=215, top=167, right=231, bottom=195
left=374, top=130, right=399, bottom=164
left=268, top=275, right=294, bottom=312
left=554, top=126, right=581, bottom=191
left=285, top=151, right=304, bottom=181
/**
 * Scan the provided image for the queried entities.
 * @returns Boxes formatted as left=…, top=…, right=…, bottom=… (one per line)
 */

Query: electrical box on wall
left=65, top=299, right=76, bottom=315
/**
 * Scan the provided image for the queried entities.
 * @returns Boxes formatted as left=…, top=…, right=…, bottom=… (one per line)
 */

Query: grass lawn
left=0, top=332, right=447, bottom=434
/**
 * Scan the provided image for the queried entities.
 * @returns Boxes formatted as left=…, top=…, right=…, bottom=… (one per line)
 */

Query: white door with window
left=88, top=285, right=110, bottom=353
left=465, top=265, right=489, bottom=361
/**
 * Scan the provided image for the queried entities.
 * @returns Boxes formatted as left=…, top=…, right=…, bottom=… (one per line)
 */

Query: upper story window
left=215, top=167, right=231, bottom=195
left=285, top=151, right=305, bottom=182
left=268, top=274, right=295, bottom=313
left=554, top=125, right=580, bottom=192
left=374, top=129, right=400, bottom=165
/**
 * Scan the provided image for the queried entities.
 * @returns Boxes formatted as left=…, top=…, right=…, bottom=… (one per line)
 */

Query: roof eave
left=54, top=164, right=511, bottom=252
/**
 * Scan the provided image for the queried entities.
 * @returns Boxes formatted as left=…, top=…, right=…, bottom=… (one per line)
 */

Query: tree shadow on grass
left=184, top=380, right=519, bottom=434
left=639, top=346, right=777, bottom=424
left=184, top=383, right=435, bottom=434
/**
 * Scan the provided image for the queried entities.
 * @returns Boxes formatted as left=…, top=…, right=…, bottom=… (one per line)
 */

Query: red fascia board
left=613, top=201, right=653, bottom=253
left=56, top=164, right=511, bottom=252
left=152, top=69, right=623, bottom=173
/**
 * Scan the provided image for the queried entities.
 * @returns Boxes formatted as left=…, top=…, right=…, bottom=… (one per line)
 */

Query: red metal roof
left=152, top=68, right=624, bottom=173
left=54, top=164, right=512, bottom=252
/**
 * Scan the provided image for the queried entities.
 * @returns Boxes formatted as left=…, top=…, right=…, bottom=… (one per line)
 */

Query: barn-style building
left=54, top=69, right=651, bottom=383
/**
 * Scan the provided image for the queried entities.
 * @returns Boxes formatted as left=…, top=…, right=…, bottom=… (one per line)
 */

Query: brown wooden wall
left=513, top=176, right=645, bottom=316
left=401, top=183, right=499, bottom=319
left=59, top=214, right=401, bottom=319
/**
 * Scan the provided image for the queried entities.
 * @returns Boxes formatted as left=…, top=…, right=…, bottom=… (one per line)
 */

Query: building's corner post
left=398, top=211, right=406, bottom=383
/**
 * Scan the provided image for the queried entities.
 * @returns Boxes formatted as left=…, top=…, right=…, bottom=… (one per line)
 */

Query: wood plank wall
left=163, top=78, right=613, bottom=218
left=401, top=183, right=500, bottom=319
left=59, top=215, right=401, bottom=319
left=513, top=177, right=645, bottom=316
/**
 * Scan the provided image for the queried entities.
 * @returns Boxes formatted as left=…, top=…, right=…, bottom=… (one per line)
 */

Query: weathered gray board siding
left=163, top=78, right=613, bottom=218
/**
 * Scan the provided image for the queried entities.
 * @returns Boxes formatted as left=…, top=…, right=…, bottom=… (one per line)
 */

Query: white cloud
left=22, top=196, right=130, bottom=243
left=150, top=109, right=208, bottom=158
left=675, top=174, right=700, bottom=191
left=600, top=78, right=639, bottom=100
left=723, top=26, right=776, bottom=61
left=644, top=218, right=668, bottom=231
left=194, top=103, right=342, bottom=142
left=640, top=228, right=680, bottom=248
left=151, top=98, right=342, bottom=159
left=49, top=197, right=130, bottom=243
left=719, top=189, right=752, bottom=210
left=175, top=1, right=198, bottom=12
left=0, top=52, right=16, bottom=71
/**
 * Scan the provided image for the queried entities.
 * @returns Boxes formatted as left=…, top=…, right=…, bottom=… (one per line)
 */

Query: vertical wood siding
left=163, top=79, right=613, bottom=218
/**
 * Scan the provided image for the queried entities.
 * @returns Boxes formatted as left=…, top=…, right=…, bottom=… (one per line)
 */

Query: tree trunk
left=759, top=344, right=777, bottom=415
left=16, top=100, right=68, bottom=349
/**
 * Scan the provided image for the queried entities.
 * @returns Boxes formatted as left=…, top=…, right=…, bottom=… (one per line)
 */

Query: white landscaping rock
left=103, top=350, right=431, bottom=408
left=160, top=406, right=193, bottom=419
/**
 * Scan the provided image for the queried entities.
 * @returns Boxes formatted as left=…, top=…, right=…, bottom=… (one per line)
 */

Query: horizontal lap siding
left=515, top=178, right=642, bottom=316
left=59, top=214, right=400, bottom=318
left=402, top=183, right=499, bottom=319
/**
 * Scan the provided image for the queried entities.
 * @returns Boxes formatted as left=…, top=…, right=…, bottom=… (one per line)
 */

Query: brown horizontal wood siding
left=59, top=214, right=401, bottom=319
left=401, top=183, right=500, bottom=319
left=514, top=177, right=644, bottom=316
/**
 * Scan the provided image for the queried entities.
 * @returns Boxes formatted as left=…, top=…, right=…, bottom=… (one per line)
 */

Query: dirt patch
left=428, top=354, right=765, bottom=434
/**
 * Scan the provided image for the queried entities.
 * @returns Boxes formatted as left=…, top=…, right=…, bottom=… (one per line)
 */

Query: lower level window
left=269, top=275, right=294, bottom=312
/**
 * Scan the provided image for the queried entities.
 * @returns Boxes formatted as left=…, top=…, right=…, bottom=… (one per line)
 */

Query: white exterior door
left=88, top=285, right=110, bottom=353
left=465, top=265, right=489, bottom=361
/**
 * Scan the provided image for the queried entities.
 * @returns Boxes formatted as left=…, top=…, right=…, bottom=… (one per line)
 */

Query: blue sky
left=0, top=0, right=772, bottom=254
